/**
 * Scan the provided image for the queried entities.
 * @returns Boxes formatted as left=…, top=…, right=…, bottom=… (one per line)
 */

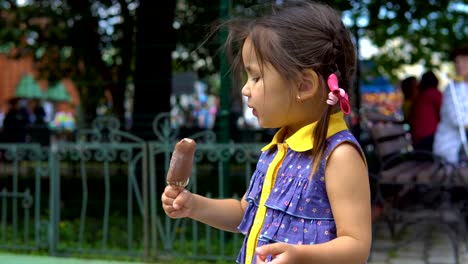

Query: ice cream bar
left=166, top=138, right=196, bottom=187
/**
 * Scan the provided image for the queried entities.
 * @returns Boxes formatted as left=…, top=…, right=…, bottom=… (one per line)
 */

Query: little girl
left=162, top=1, right=371, bottom=263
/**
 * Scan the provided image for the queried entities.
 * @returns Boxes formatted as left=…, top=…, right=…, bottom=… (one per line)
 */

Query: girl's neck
left=283, top=129, right=292, bottom=142
left=283, top=125, right=302, bottom=142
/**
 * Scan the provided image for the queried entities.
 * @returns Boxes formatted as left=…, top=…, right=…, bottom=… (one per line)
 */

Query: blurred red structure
left=0, top=51, right=80, bottom=114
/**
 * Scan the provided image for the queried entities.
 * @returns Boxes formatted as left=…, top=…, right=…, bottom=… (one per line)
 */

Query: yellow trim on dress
left=261, top=112, right=348, bottom=152
left=244, top=112, right=348, bottom=263
left=244, top=143, right=287, bottom=263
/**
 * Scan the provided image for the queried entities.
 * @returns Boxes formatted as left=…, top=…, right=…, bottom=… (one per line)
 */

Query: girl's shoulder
left=323, top=129, right=366, bottom=170
left=324, top=130, right=361, bottom=154
left=323, top=129, right=365, bottom=164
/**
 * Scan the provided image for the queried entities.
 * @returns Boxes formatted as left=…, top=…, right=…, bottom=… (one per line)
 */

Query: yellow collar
left=261, top=112, right=348, bottom=152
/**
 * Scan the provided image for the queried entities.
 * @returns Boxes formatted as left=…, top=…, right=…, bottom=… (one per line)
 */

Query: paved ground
left=369, top=220, right=468, bottom=264
left=2, top=220, right=467, bottom=264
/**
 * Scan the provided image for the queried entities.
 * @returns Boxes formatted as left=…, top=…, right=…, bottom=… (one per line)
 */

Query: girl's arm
left=316, top=142, right=372, bottom=263
left=257, top=142, right=371, bottom=264
left=189, top=193, right=248, bottom=233
left=162, top=186, right=248, bottom=233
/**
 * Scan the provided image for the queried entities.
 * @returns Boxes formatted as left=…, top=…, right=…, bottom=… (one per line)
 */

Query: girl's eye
left=251, top=77, right=260, bottom=83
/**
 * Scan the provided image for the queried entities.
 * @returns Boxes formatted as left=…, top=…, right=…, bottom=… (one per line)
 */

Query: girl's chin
left=257, top=121, right=277, bottom=129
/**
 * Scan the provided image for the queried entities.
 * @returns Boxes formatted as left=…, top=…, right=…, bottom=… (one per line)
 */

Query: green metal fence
left=0, top=143, right=47, bottom=252
left=0, top=113, right=264, bottom=262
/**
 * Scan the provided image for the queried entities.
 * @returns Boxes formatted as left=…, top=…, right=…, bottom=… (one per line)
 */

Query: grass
left=0, top=216, right=241, bottom=263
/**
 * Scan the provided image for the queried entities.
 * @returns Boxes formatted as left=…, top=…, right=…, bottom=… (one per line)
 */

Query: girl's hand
left=161, top=185, right=193, bottom=218
left=256, top=243, right=299, bottom=264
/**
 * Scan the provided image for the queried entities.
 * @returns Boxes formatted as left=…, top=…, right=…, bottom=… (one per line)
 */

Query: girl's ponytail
left=310, top=65, right=349, bottom=175
left=311, top=105, right=332, bottom=174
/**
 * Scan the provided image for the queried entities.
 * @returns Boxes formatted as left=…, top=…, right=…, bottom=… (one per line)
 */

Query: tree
left=353, top=0, right=467, bottom=81
left=132, top=0, right=176, bottom=139
left=172, top=0, right=352, bottom=78
left=173, top=0, right=466, bottom=83
left=0, top=0, right=137, bottom=120
left=1, top=0, right=465, bottom=122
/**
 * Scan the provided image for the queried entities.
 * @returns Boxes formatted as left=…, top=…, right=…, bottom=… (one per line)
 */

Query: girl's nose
left=241, top=83, right=250, bottom=97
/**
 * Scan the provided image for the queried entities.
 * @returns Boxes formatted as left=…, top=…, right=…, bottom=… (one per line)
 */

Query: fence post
left=142, top=142, right=150, bottom=260
left=148, top=142, right=158, bottom=258
left=48, top=143, right=58, bottom=255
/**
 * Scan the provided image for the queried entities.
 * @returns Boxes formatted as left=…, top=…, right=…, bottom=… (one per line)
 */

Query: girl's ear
left=297, top=69, right=320, bottom=101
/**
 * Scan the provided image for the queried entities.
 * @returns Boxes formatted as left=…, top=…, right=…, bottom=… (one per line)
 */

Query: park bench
left=365, top=119, right=467, bottom=263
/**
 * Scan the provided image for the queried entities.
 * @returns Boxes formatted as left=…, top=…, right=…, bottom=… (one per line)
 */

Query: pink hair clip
left=326, top=74, right=350, bottom=115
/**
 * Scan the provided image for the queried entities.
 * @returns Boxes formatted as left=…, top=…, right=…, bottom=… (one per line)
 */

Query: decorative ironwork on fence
left=0, top=113, right=265, bottom=262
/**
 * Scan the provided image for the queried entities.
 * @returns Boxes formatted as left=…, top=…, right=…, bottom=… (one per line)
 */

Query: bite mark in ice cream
left=166, top=138, right=196, bottom=187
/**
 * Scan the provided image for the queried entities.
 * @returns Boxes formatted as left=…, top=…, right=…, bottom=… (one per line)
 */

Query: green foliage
left=0, top=216, right=240, bottom=263
left=172, top=0, right=221, bottom=78
left=173, top=0, right=353, bottom=80
left=0, top=0, right=465, bottom=112
left=0, top=0, right=137, bottom=116
left=362, top=0, right=466, bottom=79
left=174, top=0, right=466, bottom=81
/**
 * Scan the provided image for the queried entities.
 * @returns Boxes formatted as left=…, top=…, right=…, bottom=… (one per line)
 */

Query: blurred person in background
left=409, top=71, right=442, bottom=151
left=2, top=98, right=30, bottom=142
left=400, top=76, right=419, bottom=123
left=0, top=110, right=4, bottom=128
left=29, top=99, right=50, bottom=146
left=433, top=45, right=468, bottom=165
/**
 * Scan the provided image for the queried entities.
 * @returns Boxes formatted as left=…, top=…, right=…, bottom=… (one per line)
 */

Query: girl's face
left=241, top=37, right=300, bottom=129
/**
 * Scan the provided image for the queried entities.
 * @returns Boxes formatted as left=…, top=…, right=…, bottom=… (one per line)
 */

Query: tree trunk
left=133, top=0, right=176, bottom=140
left=109, top=0, right=135, bottom=120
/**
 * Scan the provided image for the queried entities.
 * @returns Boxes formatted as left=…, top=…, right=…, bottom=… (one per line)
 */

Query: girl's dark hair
left=225, top=0, right=356, bottom=172
left=419, top=71, right=439, bottom=92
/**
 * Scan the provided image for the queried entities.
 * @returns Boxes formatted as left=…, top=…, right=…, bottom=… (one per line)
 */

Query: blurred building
left=0, top=51, right=81, bottom=117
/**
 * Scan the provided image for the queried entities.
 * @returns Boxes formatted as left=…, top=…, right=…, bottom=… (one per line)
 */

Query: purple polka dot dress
left=236, top=130, right=363, bottom=263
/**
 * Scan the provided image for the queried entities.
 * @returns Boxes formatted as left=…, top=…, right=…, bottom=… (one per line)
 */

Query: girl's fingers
left=162, top=203, right=177, bottom=214
left=172, top=189, right=190, bottom=210
left=164, top=185, right=184, bottom=198
left=161, top=185, right=185, bottom=206
left=161, top=186, right=191, bottom=218
left=256, top=254, right=267, bottom=263
left=161, top=190, right=175, bottom=205
left=161, top=195, right=175, bottom=207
